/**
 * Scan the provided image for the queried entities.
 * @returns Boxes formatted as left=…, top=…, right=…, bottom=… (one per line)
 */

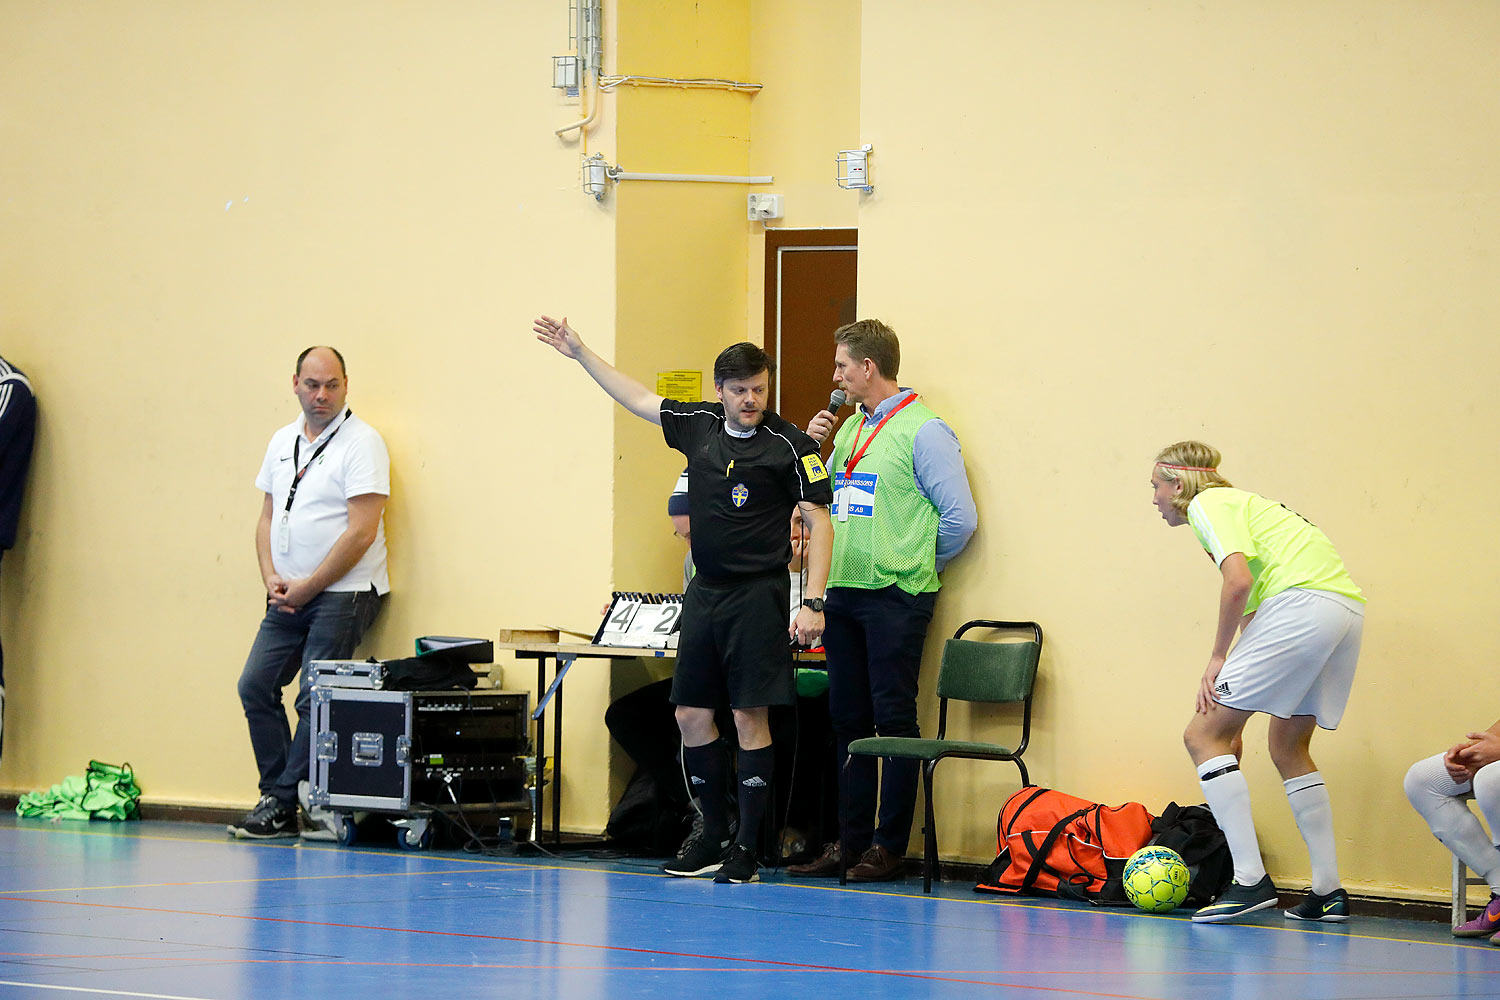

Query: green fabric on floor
left=16, top=761, right=141, bottom=820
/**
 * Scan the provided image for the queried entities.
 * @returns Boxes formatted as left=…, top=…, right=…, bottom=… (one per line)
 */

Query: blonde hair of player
left=1154, top=441, right=1233, bottom=517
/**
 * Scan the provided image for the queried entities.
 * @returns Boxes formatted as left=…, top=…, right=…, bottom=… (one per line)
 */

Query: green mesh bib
left=828, top=396, right=940, bottom=594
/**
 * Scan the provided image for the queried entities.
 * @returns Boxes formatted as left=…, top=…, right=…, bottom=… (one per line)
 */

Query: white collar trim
left=723, top=420, right=756, bottom=439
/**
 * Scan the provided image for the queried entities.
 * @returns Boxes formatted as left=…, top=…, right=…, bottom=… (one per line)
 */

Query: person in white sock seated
left=1405, top=721, right=1500, bottom=940
left=1150, top=441, right=1365, bottom=924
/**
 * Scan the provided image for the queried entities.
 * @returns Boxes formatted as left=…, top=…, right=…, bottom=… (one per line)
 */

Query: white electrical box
left=836, top=144, right=874, bottom=193
left=552, top=55, right=580, bottom=90
left=747, top=193, right=784, bottom=221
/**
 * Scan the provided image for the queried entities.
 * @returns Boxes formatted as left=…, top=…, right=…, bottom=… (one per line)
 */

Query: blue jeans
left=824, top=584, right=936, bottom=855
left=236, top=588, right=383, bottom=805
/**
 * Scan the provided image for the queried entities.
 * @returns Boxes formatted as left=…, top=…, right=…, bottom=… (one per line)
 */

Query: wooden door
left=764, top=229, right=858, bottom=448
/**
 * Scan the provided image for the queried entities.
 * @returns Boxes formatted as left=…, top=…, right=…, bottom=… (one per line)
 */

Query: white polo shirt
left=255, top=408, right=390, bottom=594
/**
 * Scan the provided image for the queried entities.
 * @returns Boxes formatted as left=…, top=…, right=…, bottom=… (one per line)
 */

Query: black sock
left=683, top=740, right=731, bottom=841
left=735, top=745, right=775, bottom=849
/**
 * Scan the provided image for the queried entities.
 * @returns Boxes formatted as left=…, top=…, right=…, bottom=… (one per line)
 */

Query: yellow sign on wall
left=656, top=370, right=702, bottom=402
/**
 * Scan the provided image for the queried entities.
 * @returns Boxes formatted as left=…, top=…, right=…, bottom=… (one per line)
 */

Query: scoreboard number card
left=596, top=596, right=682, bottom=649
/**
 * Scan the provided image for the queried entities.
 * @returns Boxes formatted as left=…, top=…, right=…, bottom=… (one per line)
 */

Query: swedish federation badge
left=731, top=483, right=749, bottom=507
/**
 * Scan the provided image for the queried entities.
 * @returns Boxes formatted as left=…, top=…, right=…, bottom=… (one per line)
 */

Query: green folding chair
left=843, top=619, right=1042, bottom=893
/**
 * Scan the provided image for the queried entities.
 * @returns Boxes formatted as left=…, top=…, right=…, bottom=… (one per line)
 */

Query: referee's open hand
left=534, top=314, right=584, bottom=360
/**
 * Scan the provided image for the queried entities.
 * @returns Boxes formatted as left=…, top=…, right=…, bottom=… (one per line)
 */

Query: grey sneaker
left=297, top=780, right=341, bottom=842
left=1191, top=874, right=1280, bottom=923
left=675, top=812, right=707, bottom=862
left=228, top=795, right=297, bottom=839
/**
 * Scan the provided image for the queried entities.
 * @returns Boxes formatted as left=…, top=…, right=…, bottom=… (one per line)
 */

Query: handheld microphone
left=827, top=389, right=846, bottom=414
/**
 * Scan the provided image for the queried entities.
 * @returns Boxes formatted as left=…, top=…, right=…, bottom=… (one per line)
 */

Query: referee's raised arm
left=533, top=313, right=664, bottom=425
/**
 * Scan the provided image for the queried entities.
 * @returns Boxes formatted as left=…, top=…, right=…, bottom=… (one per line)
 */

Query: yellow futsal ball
left=1122, top=846, right=1191, bottom=913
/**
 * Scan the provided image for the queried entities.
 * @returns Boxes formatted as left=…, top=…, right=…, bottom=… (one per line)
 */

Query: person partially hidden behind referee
left=534, top=314, right=833, bottom=884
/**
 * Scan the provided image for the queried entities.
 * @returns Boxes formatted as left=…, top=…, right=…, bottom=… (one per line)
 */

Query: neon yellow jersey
left=1186, top=487, right=1364, bottom=614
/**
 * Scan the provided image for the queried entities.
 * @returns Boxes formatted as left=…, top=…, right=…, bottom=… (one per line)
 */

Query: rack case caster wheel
left=394, top=816, right=432, bottom=851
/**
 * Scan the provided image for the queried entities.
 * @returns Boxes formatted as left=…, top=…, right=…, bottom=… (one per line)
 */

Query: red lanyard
left=843, top=392, right=918, bottom=477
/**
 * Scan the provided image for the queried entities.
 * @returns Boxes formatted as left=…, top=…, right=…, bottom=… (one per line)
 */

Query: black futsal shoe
left=1285, top=887, right=1350, bottom=922
left=1191, top=874, right=1280, bottom=923
left=713, top=843, right=761, bottom=884
left=662, top=834, right=729, bottom=877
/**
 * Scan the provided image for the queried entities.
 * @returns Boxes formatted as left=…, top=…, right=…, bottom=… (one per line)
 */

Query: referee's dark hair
left=713, top=342, right=774, bottom=386
left=296, top=345, right=348, bottom=379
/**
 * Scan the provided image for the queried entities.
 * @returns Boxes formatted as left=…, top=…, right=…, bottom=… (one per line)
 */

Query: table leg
left=534, top=657, right=547, bottom=844
left=553, top=681, right=563, bottom=844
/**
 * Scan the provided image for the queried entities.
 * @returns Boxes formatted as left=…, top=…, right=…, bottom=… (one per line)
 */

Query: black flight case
left=308, top=684, right=530, bottom=849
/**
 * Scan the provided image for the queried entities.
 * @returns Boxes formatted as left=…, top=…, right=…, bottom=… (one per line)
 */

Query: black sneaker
left=228, top=795, right=298, bottom=840
left=1191, top=874, right=1280, bottom=923
left=713, top=843, right=760, bottom=884
left=1285, top=887, right=1350, bottom=922
left=662, top=831, right=728, bottom=877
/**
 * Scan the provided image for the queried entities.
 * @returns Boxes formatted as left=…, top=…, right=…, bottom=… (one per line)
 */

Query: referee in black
left=534, top=314, right=833, bottom=884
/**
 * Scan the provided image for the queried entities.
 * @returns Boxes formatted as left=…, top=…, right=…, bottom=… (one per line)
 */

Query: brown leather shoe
left=845, top=843, right=905, bottom=882
left=786, top=842, right=843, bottom=878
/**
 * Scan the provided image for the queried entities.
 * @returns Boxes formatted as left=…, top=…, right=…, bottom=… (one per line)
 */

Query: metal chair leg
left=1453, top=854, right=1468, bottom=928
left=923, top=759, right=938, bottom=894
left=838, top=753, right=850, bottom=886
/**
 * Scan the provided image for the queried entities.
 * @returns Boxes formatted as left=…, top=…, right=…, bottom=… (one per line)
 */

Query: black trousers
left=823, top=584, right=936, bottom=855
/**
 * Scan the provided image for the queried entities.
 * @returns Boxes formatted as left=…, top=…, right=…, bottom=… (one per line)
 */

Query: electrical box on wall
left=836, top=144, right=874, bottom=193
left=747, top=193, right=784, bottom=221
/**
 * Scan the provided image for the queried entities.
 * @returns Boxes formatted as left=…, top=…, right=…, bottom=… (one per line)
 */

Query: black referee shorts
left=671, top=572, right=795, bottom=710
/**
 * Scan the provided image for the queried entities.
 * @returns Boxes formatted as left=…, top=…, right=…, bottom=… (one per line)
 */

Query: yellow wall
left=857, top=0, right=1500, bottom=899
left=3, top=0, right=1496, bottom=902
left=604, top=0, right=757, bottom=800
left=612, top=0, right=754, bottom=598
left=0, top=2, right=619, bottom=821
left=745, top=0, right=862, bottom=341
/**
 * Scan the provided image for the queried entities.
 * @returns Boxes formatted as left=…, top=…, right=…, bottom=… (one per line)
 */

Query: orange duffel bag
left=975, top=786, right=1154, bottom=905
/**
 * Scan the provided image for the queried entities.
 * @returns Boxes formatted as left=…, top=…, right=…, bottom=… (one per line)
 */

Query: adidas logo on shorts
left=741, top=776, right=767, bottom=788
left=690, top=776, right=706, bottom=785
left=1214, top=680, right=1231, bottom=696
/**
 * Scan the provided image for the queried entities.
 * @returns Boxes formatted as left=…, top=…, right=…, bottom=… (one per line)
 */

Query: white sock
left=1198, top=754, right=1266, bottom=886
left=1404, top=754, right=1500, bottom=895
left=1466, top=761, right=1500, bottom=895
left=1284, top=771, right=1340, bottom=895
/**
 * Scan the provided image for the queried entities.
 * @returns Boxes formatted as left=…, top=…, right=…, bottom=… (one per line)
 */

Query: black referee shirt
left=660, top=399, right=832, bottom=584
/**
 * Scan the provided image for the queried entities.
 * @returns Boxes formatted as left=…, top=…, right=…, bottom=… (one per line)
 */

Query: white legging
left=1404, top=753, right=1500, bottom=894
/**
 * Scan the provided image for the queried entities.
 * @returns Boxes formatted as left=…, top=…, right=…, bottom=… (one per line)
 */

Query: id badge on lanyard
left=280, top=408, right=350, bottom=556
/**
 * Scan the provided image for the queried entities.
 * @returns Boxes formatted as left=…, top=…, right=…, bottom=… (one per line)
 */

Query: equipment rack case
left=309, top=687, right=530, bottom=849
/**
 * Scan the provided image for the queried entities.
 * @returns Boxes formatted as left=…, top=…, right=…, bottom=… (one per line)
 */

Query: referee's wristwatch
left=802, top=597, right=825, bottom=613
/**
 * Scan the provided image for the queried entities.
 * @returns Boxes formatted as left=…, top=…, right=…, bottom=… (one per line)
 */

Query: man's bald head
left=296, top=346, right=347, bottom=379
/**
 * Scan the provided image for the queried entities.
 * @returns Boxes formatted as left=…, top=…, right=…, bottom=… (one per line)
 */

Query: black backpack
left=1149, top=802, right=1234, bottom=906
left=605, top=768, right=693, bottom=855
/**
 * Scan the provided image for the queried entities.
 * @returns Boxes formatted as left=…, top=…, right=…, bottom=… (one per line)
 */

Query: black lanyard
left=284, top=409, right=351, bottom=514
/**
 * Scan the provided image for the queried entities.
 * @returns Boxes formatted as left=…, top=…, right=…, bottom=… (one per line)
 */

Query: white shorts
left=1215, top=587, right=1364, bottom=730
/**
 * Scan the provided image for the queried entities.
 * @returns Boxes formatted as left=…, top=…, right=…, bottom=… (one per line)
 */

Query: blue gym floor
left=0, top=816, right=1495, bottom=999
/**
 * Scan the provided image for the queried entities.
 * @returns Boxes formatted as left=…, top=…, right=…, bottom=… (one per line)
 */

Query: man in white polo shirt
left=229, top=346, right=390, bottom=839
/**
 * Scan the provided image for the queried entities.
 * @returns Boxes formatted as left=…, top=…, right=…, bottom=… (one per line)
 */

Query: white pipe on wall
left=609, top=172, right=773, bottom=184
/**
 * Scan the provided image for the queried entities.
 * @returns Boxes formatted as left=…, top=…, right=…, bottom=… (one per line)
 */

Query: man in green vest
left=789, top=319, right=978, bottom=881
